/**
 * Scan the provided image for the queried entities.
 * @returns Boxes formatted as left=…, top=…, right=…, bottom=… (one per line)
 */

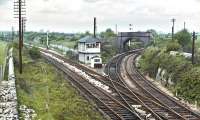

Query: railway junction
left=38, top=47, right=200, bottom=120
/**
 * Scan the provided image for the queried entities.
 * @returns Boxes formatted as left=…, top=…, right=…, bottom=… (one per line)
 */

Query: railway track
left=41, top=49, right=183, bottom=120
left=41, top=50, right=141, bottom=120
left=105, top=54, right=189, bottom=120
left=105, top=50, right=200, bottom=120
left=40, top=48, right=200, bottom=120
left=41, top=49, right=167, bottom=119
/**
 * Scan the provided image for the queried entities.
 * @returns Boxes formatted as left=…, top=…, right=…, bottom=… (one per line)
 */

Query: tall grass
left=0, top=41, right=7, bottom=65
left=14, top=47, right=104, bottom=120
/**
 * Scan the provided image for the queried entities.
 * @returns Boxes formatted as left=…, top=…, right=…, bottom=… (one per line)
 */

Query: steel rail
left=106, top=53, right=190, bottom=120
left=41, top=52, right=140, bottom=120
left=42, top=49, right=168, bottom=119
left=124, top=52, right=200, bottom=120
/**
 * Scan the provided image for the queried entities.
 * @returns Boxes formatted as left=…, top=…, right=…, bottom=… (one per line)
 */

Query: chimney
left=94, top=17, right=96, bottom=38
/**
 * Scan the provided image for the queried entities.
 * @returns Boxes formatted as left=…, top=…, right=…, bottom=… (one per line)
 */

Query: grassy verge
left=0, top=41, right=7, bottom=65
left=0, top=41, right=8, bottom=80
left=139, top=47, right=200, bottom=106
left=52, top=40, right=77, bottom=49
left=13, top=47, right=104, bottom=120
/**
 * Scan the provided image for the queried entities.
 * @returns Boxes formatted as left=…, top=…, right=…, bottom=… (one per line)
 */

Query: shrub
left=29, top=47, right=41, bottom=59
left=139, top=47, right=160, bottom=77
left=12, top=42, right=19, bottom=49
left=166, top=40, right=181, bottom=52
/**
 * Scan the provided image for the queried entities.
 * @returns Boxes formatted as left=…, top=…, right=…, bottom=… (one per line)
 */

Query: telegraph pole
left=14, top=0, right=26, bottom=74
left=192, top=31, right=196, bottom=64
left=94, top=17, right=96, bottom=38
left=18, top=0, right=22, bottom=74
left=171, top=18, right=176, bottom=41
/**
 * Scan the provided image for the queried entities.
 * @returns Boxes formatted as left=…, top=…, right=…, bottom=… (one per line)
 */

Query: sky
left=0, top=0, right=200, bottom=33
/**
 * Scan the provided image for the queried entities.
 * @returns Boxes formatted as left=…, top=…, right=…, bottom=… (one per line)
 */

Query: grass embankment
left=0, top=41, right=8, bottom=80
left=0, top=41, right=7, bottom=65
left=139, top=47, right=200, bottom=106
left=13, top=47, right=104, bottom=120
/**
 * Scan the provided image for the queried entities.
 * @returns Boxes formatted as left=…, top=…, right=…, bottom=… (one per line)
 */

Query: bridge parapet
left=117, top=32, right=152, bottom=53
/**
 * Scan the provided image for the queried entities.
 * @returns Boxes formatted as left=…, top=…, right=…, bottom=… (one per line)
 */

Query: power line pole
left=171, top=18, right=176, bottom=41
left=192, top=31, right=196, bottom=64
left=14, top=0, right=26, bottom=74
left=94, top=17, right=96, bottom=38
left=19, top=0, right=22, bottom=74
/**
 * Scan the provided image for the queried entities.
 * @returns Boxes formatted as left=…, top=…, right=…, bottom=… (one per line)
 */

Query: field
left=0, top=41, right=7, bottom=65
left=52, top=40, right=77, bottom=49
left=13, top=47, right=104, bottom=120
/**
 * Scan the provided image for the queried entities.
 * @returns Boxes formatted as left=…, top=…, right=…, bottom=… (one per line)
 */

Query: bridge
left=117, top=32, right=152, bottom=53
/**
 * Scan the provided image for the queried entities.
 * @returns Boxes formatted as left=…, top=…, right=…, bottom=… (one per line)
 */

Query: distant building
left=78, top=36, right=102, bottom=68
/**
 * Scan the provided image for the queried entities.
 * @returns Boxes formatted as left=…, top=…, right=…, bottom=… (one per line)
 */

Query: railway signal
left=192, top=31, right=196, bottom=64
left=14, top=0, right=26, bottom=74
left=129, top=24, right=133, bottom=31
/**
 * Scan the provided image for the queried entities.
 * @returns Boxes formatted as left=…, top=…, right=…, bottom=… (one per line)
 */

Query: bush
left=12, top=42, right=19, bottom=49
left=139, top=47, right=160, bottom=77
left=166, top=40, right=181, bottom=52
left=29, top=47, right=41, bottom=59
left=175, top=67, right=200, bottom=104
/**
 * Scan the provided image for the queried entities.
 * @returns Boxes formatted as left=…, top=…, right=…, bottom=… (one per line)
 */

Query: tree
left=175, top=29, right=191, bottom=51
left=100, top=28, right=116, bottom=38
left=85, top=31, right=91, bottom=36
left=147, top=29, right=158, bottom=38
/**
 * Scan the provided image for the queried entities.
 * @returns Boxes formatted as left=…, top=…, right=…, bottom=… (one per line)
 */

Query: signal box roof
left=79, top=36, right=101, bottom=43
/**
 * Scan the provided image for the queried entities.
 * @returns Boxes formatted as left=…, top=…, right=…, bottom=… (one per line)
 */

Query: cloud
left=84, top=0, right=101, bottom=3
left=0, top=0, right=200, bottom=32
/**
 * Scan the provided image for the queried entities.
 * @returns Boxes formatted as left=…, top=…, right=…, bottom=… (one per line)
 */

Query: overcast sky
left=0, top=0, right=200, bottom=33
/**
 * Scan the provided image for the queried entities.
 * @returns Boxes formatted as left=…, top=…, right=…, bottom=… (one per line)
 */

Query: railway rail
left=41, top=50, right=141, bottom=120
left=41, top=48, right=182, bottom=119
left=105, top=50, right=200, bottom=120
left=126, top=54, right=200, bottom=120
left=41, top=49, right=164, bottom=119
left=39, top=47, right=200, bottom=120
